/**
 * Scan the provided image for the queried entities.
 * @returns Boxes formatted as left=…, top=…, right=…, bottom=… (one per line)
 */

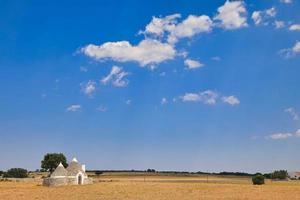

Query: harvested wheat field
left=1, top=175, right=300, bottom=200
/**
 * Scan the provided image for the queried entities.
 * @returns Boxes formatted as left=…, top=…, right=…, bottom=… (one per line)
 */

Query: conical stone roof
left=51, top=162, right=67, bottom=177
left=66, top=158, right=85, bottom=176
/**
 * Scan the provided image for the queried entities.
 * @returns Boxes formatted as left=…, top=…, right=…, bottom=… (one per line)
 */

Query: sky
left=0, top=0, right=300, bottom=173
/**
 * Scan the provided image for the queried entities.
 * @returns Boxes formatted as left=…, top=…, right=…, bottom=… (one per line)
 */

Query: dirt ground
left=1, top=176, right=300, bottom=200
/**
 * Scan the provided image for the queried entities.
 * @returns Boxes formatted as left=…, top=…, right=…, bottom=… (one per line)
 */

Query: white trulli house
left=43, top=158, right=92, bottom=187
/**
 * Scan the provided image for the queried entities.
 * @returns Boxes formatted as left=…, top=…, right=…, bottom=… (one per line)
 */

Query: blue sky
left=0, top=0, right=300, bottom=173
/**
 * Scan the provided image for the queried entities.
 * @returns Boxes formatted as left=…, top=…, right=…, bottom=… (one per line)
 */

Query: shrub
left=3, top=168, right=28, bottom=178
left=252, top=174, right=265, bottom=185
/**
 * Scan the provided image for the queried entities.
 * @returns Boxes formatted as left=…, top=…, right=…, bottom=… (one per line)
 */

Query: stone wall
left=43, top=177, right=68, bottom=187
left=43, top=177, right=93, bottom=187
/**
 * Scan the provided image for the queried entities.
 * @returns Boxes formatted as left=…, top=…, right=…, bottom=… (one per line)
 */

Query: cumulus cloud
left=180, top=90, right=218, bottom=105
left=214, top=0, right=248, bottom=30
left=101, top=66, right=129, bottom=87
left=222, top=95, right=240, bottom=106
left=267, top=129, right=300, bottom=140
left=280, top=0, right=292, bottom=3
left=252, top=7, right=276, bottom=26
left=66, top=104, right=81, bottom=112
left=284, top=107, right=299, bottom=120
left=81, top=39, right=176, bottom=66
left=279, top=41, right=300, bottom=58
left=141, top=14, right=213, bottom=44
left=81, top=80, right=96, bottom=97
left=184, top=58, right=204, bottom=69
left=289, top=24, right=300, bottom=31
left=140, top=14, right=181, bottom=37
left=167, top=15, right=213, bottom=44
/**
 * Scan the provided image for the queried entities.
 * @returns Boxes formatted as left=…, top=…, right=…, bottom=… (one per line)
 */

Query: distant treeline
left=86, top=169, right=263, bottom=177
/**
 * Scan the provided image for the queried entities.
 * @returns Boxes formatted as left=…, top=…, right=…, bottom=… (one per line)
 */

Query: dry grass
left=1, top=175, right=300, bottom=200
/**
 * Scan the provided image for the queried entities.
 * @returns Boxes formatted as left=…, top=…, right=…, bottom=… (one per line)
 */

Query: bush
left=3, top=168, right=28, bottom=178
left=252, top=174, right=265, bottom=185
left=0, top=171, right=3, bottom=177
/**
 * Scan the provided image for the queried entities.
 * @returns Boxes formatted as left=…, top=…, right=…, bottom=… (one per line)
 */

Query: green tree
left=41, top=153, right=68, bottom=173
left=252, top=174, right=265, bottom=185
left=3, top=168, right=28, bottom=178
left=271, top=170, right=288, bottom=180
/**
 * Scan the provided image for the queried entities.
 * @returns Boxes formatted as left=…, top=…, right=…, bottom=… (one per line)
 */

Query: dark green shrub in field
left=3, top=168, right=28, bottom=178
left=252, top=174, right=265, bottom=185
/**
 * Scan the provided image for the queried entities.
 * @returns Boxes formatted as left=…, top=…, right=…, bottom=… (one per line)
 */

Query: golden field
left=1, top=173, right=300, bottom=200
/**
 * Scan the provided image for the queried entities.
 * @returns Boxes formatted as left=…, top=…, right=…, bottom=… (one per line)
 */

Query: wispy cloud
left=184, top=58, right=204, bottom=69
left=97, top=105, right=107, bottom=112
left=222, top=96, right=240, bottom=106
left=66, top=104, right=81, bottom=112
left=280, top=0, right=293, bottom=4
left=180, top=91, right=240, bottom=106
left=101, top=66, right=129, bottom=87
left=161, top=97, right=168, bottom=105
left=180, top=90, right=218, bottom=105
left=267, top=129, right=300, bottom=140
left=252, top=7, right=276, bottom=26
left=284, top=107, right=299, bottom=120
left=81, top=80, right=96, bottom=97
left=279, top=41, right=300, bottom=58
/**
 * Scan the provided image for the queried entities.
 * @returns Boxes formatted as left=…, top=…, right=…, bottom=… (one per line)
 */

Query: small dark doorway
left=78, top=174, right=83, bottom=185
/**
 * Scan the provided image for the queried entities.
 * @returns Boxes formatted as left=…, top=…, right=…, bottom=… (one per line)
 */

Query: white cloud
left=284, top=107, right=299, bottom=120
left=252, top=7, right=276, bottom=26
left=81, top=80, right=96, bottom=97
left=184, top=58, right=204, bottom=69
left=97, top=105, right=107, bottom=112
left=180, top=90, right=218, bottom=105
left=279, top=41, right=300, bottom=58
left=222, top=95, right=240, bottom=105
left=141, top=14, right=213, bottom=45
left=289, top=24, right=300, bottom=31
left=66, top=105, right=81, bottom=112
left=167, top=15, right=213, bottom=44
left=141, top=14, right=181, bottom=37
left=81, top=39, right=176, bottom=66
left=101, top=66, right=129, bottom=87
left=274, top=20, right=285, bottom=29
left=214, top=0, right=248, bottom=30
left=280, top=0, right=292, bottom=4
left=266, top=7, right=276, bottom=17
left=252, top=11, right=262, bottom=26
left=267, top=129, right=300, bottom=140
left=268, top=133, right=293, bottom=140
left=161, top=97, right=168, bottom=105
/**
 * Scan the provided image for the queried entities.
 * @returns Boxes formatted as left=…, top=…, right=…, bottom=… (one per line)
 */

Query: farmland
left=1, top=173, right=300, bottom=200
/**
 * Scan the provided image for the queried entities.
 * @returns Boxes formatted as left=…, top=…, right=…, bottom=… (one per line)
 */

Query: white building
left=43, top=158, right=92, bottom=186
